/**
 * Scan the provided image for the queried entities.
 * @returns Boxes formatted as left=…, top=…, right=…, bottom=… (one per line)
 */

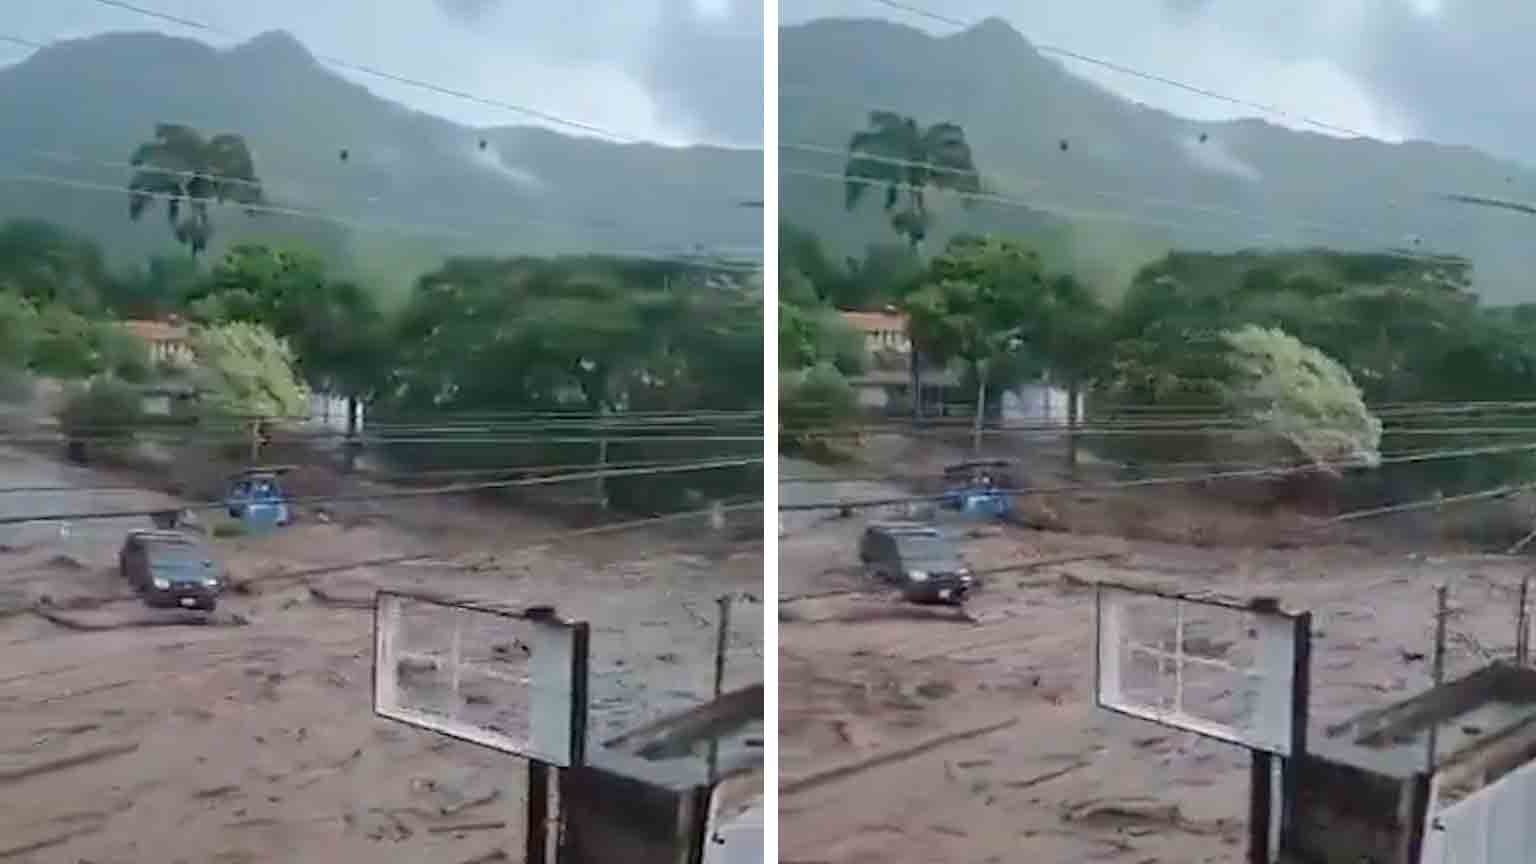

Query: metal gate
left=1420, top=757, right=1536, bottom=864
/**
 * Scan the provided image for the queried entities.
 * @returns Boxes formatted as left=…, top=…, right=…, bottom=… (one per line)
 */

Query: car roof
left=128, top=530, right=198, bottom=545
left=865, top=521, right=940, bottom=536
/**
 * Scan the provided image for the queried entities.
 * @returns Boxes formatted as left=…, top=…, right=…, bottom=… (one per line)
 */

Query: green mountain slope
left=781, top=17, right=1536, bottom=303
left=0, top=30, right=762, bottom=291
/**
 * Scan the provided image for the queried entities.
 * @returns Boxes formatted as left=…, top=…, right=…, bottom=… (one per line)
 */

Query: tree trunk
left=1066, top=378, right=1081, bottom=478
left=972, top=361, right=989, bottom=456
left=910, top=347, right=923, bottom=423
left=343, top=396, right=359, bottom=474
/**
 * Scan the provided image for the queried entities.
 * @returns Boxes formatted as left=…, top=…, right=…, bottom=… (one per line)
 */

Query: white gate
left=1421, top=757, right=1536, bottom=864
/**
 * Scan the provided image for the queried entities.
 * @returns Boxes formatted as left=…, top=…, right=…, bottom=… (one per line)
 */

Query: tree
left=845, top=113, right=982, bottom=418
left=905, top=237, right=1048, bottom=452
left=1220, top=325, right=1382, bottom=470
left=843, top=112, right=981, bottom=252
left=780, top=362, right=859, bottom=458
left=0, top=220, right=110, bottom=312
left=128, top=123, right=264, bottom=258
left=190, top=322, right=308, bottom=426
left=57, top=377, right=145, bottom=464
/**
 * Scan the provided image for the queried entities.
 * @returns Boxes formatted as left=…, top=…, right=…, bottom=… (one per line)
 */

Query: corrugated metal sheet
left=1421, top=757, right=1536, bottom=864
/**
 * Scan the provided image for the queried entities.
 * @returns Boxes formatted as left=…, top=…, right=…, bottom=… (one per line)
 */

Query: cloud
left=24, top=0, right=760, bottom=146
left=1180, top=135, right=1261, bottom=182
left=435, top=0, right=502, bottom=25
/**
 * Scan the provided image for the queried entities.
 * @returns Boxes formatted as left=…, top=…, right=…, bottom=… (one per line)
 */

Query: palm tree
left=844, top=111, right=982, bottom=418
left=843, top=111, right=981, bottom=252
left=128, top=124, right=264, bottom=259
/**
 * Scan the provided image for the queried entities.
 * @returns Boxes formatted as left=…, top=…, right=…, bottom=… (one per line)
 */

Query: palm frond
left=921, top=122, right=982, bottom=198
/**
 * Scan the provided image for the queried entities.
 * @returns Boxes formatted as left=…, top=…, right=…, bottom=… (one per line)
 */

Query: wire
left=277, top=498, right=766, bottom=581
left=776, top=440, right=1536, bottom=512
left=28, top=148, right=753, bottom=257
left=0, top=170, right=761, bottom=272
left=783, top=165, right=1463, bottom=267
left=0, top=34, right=45, bottom=50
left=0, top=456, right=762, bottom=526
left=782, top=139, right=1428, bottom=251
left=80, top=0, right=647, bottom=144
left=0, top=455, right=752, bottom=495
left=863, top=0, right=1369, bottom=139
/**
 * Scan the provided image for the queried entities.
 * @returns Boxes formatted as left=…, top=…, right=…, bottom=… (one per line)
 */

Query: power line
left=0, top=456, right=762, bottom=526
left=277, top=499, right=765, bottom=581
left=0, top=34, right=45, bottom=50
left=776, top=440, right=1536, bottom=512
left=80, top=0, right=642, bottom=143
left=27, top=148, right=753, bottom=257
left=863, top=0, right=1369, bottom=139
left=782, top=139, right=1430, bottom=250
left=783, top=165, right=1462, bottom=267
left=0, top=170, right=761, bottom=271
left=0, top=455, right=755, bottom=495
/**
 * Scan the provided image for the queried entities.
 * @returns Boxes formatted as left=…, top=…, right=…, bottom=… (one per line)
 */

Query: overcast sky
left=783, top=0, right=1536, bottom=166
left=2, top=0, right=763, bottom=147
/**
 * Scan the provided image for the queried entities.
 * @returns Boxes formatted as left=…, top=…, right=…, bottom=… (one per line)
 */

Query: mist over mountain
left=0, top=29, right=762, bottom=289
left=780, top=17, right=1536, bottom=303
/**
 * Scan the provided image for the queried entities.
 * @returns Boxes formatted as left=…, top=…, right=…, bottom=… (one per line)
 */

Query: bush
left=781, top=362, right=858, bottom=458
left=1221, top=325, right=1381, bottom=469
left=57, top=377, right=144, bottom=462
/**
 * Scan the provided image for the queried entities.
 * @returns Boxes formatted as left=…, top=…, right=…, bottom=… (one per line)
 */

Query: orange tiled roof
left=122, top=320, right=188, bottom=343
left=838, top=310, right=907, bottom=333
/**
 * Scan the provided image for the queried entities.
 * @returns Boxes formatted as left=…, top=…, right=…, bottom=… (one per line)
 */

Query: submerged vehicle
left=940, top=460, right=1016, bottom=518
left=224, top=468, right=292, bottom=529
left=858, top=522, right=974, bottom=605
left=119, top=530, right=224, bottom=611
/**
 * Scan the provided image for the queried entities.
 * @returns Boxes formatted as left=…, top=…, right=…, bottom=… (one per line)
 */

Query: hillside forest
left=0, top=126, right=762, bottom=514
left=781, top=110, right=1536, bottom=517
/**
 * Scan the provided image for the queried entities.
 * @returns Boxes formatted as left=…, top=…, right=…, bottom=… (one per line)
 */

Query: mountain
left=781, top=17, right=1536, bottom=304
left=0, top=30, right=762, bottom=296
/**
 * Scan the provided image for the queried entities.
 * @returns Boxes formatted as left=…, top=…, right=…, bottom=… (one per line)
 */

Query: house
left=121, top=318, right=193, bottom=367
left=838, top=310, right=910, bottom=357
left=135, top=381, right=199, bottom=418
left=836, top=309, right=958, bottom=413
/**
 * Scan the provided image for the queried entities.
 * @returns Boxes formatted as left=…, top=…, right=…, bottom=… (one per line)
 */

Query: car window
left=895, top=536, right=958, bottom=562
left=147, top=543, right=206, bottom=564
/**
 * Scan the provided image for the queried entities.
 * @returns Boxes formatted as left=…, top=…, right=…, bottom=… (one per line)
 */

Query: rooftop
left=121, top=319, right=189, bottom=343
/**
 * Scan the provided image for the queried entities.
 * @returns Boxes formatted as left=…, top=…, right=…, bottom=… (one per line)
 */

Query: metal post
left=707, top=595, right=732, bottom=786
left=1517, top=570, right=1531, bottom=666
left=555, top=622, right=590, bottom=864
left=1249, top=750, right=1273, bottom=864
left=528, top=762, right=549, bottom=864
left=1279, top=611, right=1312, bottom=855
left=1427, top=585, right=1449, bottom=771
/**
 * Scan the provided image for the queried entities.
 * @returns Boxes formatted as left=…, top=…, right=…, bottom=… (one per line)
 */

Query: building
left=121, top=319, right=193, bottom=367
left=838, top=310, right=911, bottom=357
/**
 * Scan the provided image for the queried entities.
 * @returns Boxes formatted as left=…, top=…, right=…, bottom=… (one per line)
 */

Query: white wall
left=305, top=392, right=362, bottom=433
left=1001, top=382, right=1083, bottom=425
left=1421, top=756, right=1536, bottom=864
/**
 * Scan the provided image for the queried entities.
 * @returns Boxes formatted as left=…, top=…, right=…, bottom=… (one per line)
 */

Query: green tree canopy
left=1221, top=325, right=1382, bottom=469
left=189, top=321, right=308, bottom=422
left=128, top=123, right=264, bottom=258
left=844, top=112, right=981, bottom=251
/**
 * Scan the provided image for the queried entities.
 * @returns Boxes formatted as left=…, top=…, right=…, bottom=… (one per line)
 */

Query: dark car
left=858, top=522, right=974, bottom=605
left=118, top=530, right=224, bottom=611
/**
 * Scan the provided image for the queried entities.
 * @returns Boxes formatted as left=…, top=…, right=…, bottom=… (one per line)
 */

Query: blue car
left=940, top=460, right=1015, bottom=518
left=224, top=471, right=292, bottom=529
